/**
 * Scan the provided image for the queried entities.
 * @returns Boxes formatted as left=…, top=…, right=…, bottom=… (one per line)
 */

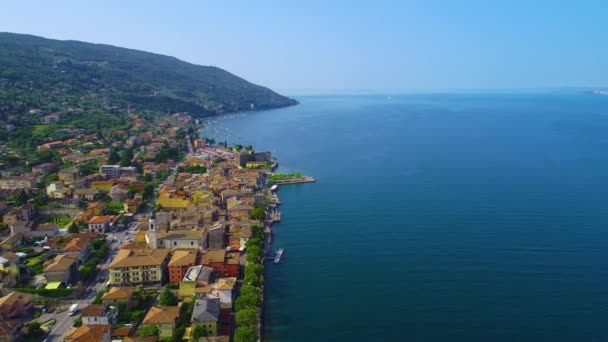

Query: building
left=207, top=222, right=225, bottom=250
left=0, top=252, right=20, bottom=275
left=81, top=304, right=118, bottom=325
left=0, top=320, right=22, bottom=342
left=65, top=324, right=111, bottom=342
left=58, top=169, right=80, bottom=183
left=73, top=188, right=99, bottom=200
left=213, top=277, right=236, bottom=308
left=99, top=165, right=138, bottom=179
left=141, top=306, right=179, bottom=338
left=31, top=163, right=54, bottom=174
left=108, top=248, right=170, bottom=286
left=156, top=230, right=206, bottom=250
left=10, top=221, right=58, bottom=238
left=191, top=298, right=220, bottom=336
left=63, top=237, right=92, bottom=264
left=101, top=286, right=136, bottom=310
left=202, top=250, right=240, bottom=278
left=88, top=216, right=113, bottom=233
left=2, top=204, right=36, bottom=225
left=0, top=292, right=33, bottom=319
left=178, top=265, right=214, bottom=298
left=43, top=253, right=78, bottom=283
left=168, top=250, right=198, bottom=284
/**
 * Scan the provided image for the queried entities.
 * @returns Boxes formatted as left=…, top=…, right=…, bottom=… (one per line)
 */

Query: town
left=0, top=110, right=308, bottom=342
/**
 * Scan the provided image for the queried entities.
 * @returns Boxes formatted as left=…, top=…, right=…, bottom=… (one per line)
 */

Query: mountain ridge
left=0, top=32, right=298, bottom=118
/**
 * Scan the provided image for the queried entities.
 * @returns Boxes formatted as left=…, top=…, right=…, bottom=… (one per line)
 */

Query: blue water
left=204, top=93, right=608, bottom=342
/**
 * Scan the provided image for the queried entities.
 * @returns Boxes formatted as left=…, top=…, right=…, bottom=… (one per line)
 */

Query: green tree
left=234, top=326, right=258, bottom=342
left=80, top=265, right=94, bottom=280
left=192, top=325, right=207, bottom=340
left=108, top=148, right=120, bottom=164
left=240, top=284, right=259, bottom=298
left=73, top=317, right=82, bottom=327
left=159, top=288, right=178, bottom=306
left=142, top=183, right=155, bottom=199
left=120, top=148, right=134, bottom=167
left=245, top=263, right=263, bottom=278
left=235, top=307, right=257, bottom=327
left=68, top=223, right=80, bottom=234
left=244, top=271, right=263, bottom=287
left=251, top=207, right=266, bottom=221
left=136, top=324, right=160, bottom=337
left=235, top=292, right=261, bottom=311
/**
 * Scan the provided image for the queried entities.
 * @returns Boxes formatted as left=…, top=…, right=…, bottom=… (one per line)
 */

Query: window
left=191, top=241, right=194, bottom=246
left=174, top=241, right=177, bottom=246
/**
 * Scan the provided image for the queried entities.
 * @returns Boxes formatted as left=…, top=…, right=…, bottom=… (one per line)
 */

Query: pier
left=265, top=248, right=284, bottom=263
left=270, top=176, right=316, bottom=185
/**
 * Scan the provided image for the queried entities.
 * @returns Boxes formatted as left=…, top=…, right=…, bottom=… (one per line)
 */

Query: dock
left=265, top=248, right=284, bottom=263
left=271, top=176, right=316, bottom=186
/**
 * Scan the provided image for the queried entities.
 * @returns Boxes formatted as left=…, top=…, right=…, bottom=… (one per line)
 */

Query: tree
left=244, top=271, right=263, bottom=287
left=142, top=183, right=155, bottom=199
left=235, top=308, right=257, bottom=327
left=80, top=265, right=94, bottom=280
left=245, top=263, right=263, bottom=278
left=73, top=317, right=82, bottom=327
left=192, top=325, right=207, bottom=340
left=120, top=148, right=134, bottom=167
left=77, top=197, right=88, bottom=209
left=68, top=223, right=80, bottom=234
left=240, top=284, right=259, bottom=298
left=235, top=292, right=261, bottom=311
left=234, top=326, right=258, bottom=342
left=246, top=246, right=262, bottom=264
left=136, top=324, right=160, bottom=337
left=245, top=145, right=253, bottom=151
left=108, top=148, right=120, bottom=164
left=159, top=288, right=178, bottom=306
left=251, top=207, right=266, bottom=221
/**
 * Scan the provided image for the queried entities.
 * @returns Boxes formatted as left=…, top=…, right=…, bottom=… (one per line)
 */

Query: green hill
left=0, top=32, right=297, bottom=119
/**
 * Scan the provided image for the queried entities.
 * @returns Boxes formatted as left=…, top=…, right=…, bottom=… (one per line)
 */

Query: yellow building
left=90, top=181, right=115, bottom=191
left=157, top=194, right=191, bottom=209
left=142, top=306, right=179, bottom=338
left=108, top=249, right=170, bottom=286
left=192, top=190, right=214, bottom=205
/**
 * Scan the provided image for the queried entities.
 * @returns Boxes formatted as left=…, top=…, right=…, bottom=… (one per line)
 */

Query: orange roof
left=65, top=324, right=110, bottom=342
left=64, top=237, right=90, bottom=252
left=88, top=215, right=113, bottom=224
left=80, top=304, right=105, bottom=317
left=142, top=306, right=179, bottom=324
left=101, top=286, right=135, bottom=301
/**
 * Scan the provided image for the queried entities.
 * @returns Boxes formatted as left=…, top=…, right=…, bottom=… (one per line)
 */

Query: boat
left=273, top=248, right=284, bottom=263
left=270, top=184, right=278, bottom=192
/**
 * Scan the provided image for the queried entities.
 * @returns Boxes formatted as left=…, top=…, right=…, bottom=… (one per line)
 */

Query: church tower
left=147, top=216, right=158, bottom=249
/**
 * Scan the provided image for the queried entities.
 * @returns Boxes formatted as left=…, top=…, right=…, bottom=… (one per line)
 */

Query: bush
left=13, top=287, right=73, bottom=298
left=235, top=308, right=257, bottom=328
left=234, top=326, right=258, bottom=342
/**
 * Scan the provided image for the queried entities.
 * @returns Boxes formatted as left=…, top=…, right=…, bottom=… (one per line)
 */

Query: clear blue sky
left=1, top=0, right=607, bottom=93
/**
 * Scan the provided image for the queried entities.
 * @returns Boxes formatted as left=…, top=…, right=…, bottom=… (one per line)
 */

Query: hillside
left=0, top=32, right=297, bottom=119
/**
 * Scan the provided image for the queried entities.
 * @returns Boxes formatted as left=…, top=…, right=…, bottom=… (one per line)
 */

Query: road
left=45, top=227, right=130, bottom=341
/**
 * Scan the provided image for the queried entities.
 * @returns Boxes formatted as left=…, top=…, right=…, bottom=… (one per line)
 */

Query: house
left=109, top=186, right=128, bottom=203
left=43, top=253, right=78, bottom=283
left=91, top=180, right=116, bottom=192
left=2, top=204, right=36, bottom=225
left=81, top=304, right=118, bottom=325
left=0, top=252, right=20, bottom=275
left=101, top=286, right=136, bottom=310
left=207, top=222, right=225, bottom=250
left=0, top=292, right=33, bottom=319
left=0, top=175, right=35, bottom=190
left=42, top=113, right=62, bottom=124
left=178, top=265, right=214, bottom=298
left=87, top=201, right=107, bottom=215
left=154, top=230, right=205, bottom=250
left=168, top=250, right=198, bottom=284
left=64, top=324, right=111, bottom=342
left=123, top=198, right=142, bottom=213
left=73, top=188, right=99, bottom=201
left=88, top=216, right=113, bottom=233
left=58, top=169, right=80, bottom=183
left=108, top=249, right=170, bottom=286
left=31, top=163, right=54, bottom=174
left=0, top=320, right=22, bottom=342
left=0, top=234, right=22, bottom=251
left=64, top=237, right=92, bottom=264
left=212, top=277, right=236, bottom=308
left=202, top=250, right=240, bottom=278
left=141, top=306, right=179, bottom=338
left=190, top=298, right=220, bottom=336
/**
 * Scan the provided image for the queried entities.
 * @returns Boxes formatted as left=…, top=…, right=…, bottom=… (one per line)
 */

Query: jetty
left=271, top=176, right=316, bottom=185
left=265, top=248, right=284, bottom=263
